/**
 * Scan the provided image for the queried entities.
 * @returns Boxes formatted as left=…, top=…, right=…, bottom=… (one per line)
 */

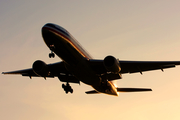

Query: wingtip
left=2, top=72, right=8, bottom=74
left=147, top=88, right=152, bottom=91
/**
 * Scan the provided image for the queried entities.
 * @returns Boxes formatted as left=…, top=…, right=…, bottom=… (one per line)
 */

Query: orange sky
left=1, top=1, right=180, bottom=120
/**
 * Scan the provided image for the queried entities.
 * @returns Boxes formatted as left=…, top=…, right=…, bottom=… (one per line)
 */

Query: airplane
left=2, top=23, right=180, bottom=96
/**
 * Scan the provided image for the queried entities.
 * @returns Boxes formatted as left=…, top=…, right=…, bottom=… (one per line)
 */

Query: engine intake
left=32, top=60, right=50, bottom=77
left=103, top=56, right=121, bottom=73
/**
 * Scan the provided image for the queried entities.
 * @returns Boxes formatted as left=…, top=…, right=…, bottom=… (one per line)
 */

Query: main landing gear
left=49, top=51, right=55, bottom=58
left=62, top=83, right=73, bottom=94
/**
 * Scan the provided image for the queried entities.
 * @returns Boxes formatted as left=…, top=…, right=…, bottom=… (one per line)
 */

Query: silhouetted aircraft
left=3, top=23, right=180, bottom=96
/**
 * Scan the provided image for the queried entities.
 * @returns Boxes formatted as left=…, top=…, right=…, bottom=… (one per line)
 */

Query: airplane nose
left=43, top=23, right=55, bottom=28
left=41, top=23, right=58, bottom=32
left=42, top=24, right=47, bottom=31
left=41, top=23, right=54, bottom=33
left=42, top=23, right=49, bottom=30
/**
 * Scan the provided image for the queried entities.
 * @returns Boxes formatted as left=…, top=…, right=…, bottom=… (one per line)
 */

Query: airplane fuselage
left=42, top=23, right=118, bottom=96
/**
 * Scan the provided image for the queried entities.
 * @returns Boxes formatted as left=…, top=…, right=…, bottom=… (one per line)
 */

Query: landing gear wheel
left=62, top=84, right=65, bottom=88
left=65, top=90, right=69, bottom=94
left=70, top=88, right=73, bottom=93
left=49, top=52, right=55, bottom=58
left=51, top=53, right=55, bottom=58
left=62, top=83, right=73, bottom=94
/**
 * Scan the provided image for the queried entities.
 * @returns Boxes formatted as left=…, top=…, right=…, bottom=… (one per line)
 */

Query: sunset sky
left=1, top=0, right=180, bottom=120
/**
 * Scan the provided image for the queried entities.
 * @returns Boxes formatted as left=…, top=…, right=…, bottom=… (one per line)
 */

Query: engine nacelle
left=103, top=56, right=121, bottom=73
left=32, top=60, right=50, bottom=77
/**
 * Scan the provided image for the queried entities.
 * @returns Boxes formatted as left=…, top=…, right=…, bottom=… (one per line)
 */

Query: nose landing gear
left=49, top=44, right=55, bottom=58
left=62, top=83, right=73, bottom=94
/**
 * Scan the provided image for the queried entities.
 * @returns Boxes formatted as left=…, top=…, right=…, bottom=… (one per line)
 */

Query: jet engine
left=103, top=56, right=121, bottom=73
left=32, top=60, right=50, bottom=77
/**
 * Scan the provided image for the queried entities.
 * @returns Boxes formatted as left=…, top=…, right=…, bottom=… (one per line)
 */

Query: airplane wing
left=2, top=62, right=68, bottom=77
left=2, top=61, right=80, bottom=83
left=119, top=60, right=180, bottom=74
left=89, top=59, right=180, bottom=75
left=3, top=59, right=180, bottom=82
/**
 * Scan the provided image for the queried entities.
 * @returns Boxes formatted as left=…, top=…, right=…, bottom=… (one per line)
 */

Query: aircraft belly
left=65, top=59, right=101, bottom=86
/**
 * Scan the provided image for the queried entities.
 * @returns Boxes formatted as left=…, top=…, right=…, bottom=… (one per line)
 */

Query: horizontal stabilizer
left=85, top=90, right=99, bottom=94
left=117, top=88, right=152, bottom=92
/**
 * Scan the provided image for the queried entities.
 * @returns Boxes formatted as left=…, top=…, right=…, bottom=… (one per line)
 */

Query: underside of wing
left=119, top=61, right=180, bottom=74
left=2, top=62, right=67, bottom=77
left=2, top=61, right=79, bottom=83
left=2, top=68, right=38, bottom=77
left=2, top=61, right=80, bottom=83
left=89, top=59, right=180, bottom=75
